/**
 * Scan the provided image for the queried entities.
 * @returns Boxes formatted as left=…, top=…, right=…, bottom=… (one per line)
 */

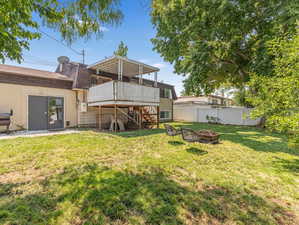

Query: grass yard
left=0, top=122, right=298, bottom=225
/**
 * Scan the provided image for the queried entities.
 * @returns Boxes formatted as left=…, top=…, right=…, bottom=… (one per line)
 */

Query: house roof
left=0, top=64, right=73, bottom=89
left=0, top=64, right=73, bottom=81
left=0, top=60, right=177, bottom=98
left=87, top=55, right=160, bottom=77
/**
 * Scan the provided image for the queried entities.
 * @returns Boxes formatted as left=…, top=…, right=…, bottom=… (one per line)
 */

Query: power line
left=23, top=54, right=57, bottom=66
left=37, top=29, right=85, bottom=63
left=22, top=60, right=56, bottom=67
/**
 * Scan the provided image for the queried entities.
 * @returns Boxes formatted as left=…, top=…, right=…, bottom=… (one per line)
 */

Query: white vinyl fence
left=174, top=105, right=261, bottom=126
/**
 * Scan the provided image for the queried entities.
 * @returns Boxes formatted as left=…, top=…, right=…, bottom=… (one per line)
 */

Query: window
left=162, top=88, right=172, bottom=99
left=212, top=99, right=218, bottom=105
left=90, top=76, right=98, bottom=87
left=48, top=97, right=64, bottom=128
left=160, top=111, right=171, bottom=120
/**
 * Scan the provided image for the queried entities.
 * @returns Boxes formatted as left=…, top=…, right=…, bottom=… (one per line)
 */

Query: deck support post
left=154, top=71, right=158, bottom=87
left=99, top=106, right=102, bottom=130
left=157, top=106, right=160, bottom=128
left=139, top=106, right=143, bottom=129
left=114, top=104, right=117, bottom=132
left=118, top=59, right=123, bottom=81
left=139, top=65, right=143, bottom=85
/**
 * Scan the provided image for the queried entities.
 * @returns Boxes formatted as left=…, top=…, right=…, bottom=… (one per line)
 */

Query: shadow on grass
left=272, top=157, right=299, bottom=174
left=186, top=147, right=208, bottom=155
left=168, top=122, right=298, bottom=156
left=112, top=128, right=165, bottom=138
left=0, top=163, right=297, bottom=225
left=168, top=140, right=185, bottom=146
left=0, top=182, right=26, bottom=197
left=106, top=122, right=296, bottom=156
left=0, top=182, right=59, bottom=224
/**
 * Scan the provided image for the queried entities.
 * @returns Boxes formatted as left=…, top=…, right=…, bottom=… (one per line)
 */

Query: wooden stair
left=142, top=106, right=158, bottom=129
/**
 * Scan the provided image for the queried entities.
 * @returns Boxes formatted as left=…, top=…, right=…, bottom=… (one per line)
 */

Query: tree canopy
left=0, top=0, right=123, bottom=63
left=232, top=88, right=253, bottom=108
left=114, top=41, right=128, bottom=57
left=151, top=0, right=298, bottom=95
left=247, top=30, right=299, bottom=138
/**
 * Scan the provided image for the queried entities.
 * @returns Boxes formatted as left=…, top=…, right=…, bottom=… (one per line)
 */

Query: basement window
left=160, top=111, right=171, bottom=120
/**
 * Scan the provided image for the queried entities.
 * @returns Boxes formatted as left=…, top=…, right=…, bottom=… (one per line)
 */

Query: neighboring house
left=0, top=55, right=176, bottom=132
left=174, top=95, right=234, bottom=107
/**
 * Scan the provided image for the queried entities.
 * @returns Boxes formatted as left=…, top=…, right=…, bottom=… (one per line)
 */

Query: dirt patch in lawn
left=0, top=168, right=61, bottom=184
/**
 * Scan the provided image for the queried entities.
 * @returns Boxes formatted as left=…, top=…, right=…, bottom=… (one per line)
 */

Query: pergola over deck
left=87, top=55, right=159, bottom=86
left=87, top=56, right=161, bottom=131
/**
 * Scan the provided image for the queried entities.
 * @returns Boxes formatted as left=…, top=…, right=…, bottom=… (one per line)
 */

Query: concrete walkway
left=0, top=129, right=79, bottom=140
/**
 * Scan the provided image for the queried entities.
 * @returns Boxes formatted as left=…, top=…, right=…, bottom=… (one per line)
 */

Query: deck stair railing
left=115, top=106, right=158, bottom=129
left=142, top=106, right=158, bottom=128
left=116, top=108, right=140, bottom=129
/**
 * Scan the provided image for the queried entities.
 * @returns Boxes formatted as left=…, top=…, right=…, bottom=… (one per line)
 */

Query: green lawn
left=0, top=122, right=298, bottom=225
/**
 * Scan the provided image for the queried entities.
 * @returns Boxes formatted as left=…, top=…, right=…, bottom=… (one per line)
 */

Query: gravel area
left=0, top=129, right=79, bottom=140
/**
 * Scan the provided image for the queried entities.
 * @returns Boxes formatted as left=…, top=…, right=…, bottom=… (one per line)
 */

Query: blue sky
left=5, top=0, right=184, bottom=95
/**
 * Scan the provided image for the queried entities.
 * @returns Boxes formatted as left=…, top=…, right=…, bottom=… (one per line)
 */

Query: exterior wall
left=79, top=106, right=98, bottom=127
left=79, top=106, right=128, bottom=128
left=174, top=104, right=212, bottom=122
left=0, top=83, right=77, bottom=131
left=160, top=98, right=173, bottom=121
left=174, top=104, right=261, bottom=126
left=79, top=90, right=129, bottom=128
left=80, top=97, right=174, bottom=127
left=99, top=108, right=129, bottom=129
left=175, top=96, right=233, bottom=106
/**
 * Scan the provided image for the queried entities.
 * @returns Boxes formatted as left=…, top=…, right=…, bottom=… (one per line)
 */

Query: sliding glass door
left=48, top=97, right=64, bottom=130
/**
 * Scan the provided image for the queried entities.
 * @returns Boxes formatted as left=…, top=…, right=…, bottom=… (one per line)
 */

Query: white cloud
left=151, top=63, right=167, bottom=69
left=100, top=26, right=109, bottom=32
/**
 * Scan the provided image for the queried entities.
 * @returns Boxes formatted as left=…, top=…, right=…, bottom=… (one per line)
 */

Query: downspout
left=113, top=80, right=117, bottom=101
left=75, top=90, right=80, bottom=128
left=171, top=100, right=174, bottom=122
left=74, top=64, right=80, bottom=128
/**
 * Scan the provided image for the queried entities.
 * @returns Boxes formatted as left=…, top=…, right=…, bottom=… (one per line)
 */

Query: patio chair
left=164, top=124, right=182, bottom=136
left=181, top=128, right=220, bottom=144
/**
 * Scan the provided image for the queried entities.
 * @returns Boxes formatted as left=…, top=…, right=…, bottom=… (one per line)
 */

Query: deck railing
left=87, top=80, right=160, bottom=105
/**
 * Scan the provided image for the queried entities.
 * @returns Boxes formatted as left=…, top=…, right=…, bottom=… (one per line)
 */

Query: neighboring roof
left=178, top=95, right=232, bottom=100
left=175, top=97, right=209, bottom=105
left=175, top=95, right=232, bottom=104
left=87, top=55, right=160, bottom=77
left=0, top=64, right=72, bottom=81
left=204, top=95, right=233, bottom=100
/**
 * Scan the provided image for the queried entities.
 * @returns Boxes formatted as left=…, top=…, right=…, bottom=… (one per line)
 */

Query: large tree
left=247, top=30, right=299, bottom=143
left=151, top=0, right=298, bottom=95
left=0, top=0, right=123, bottom=63
left=114, top=41, right=128, bottom=57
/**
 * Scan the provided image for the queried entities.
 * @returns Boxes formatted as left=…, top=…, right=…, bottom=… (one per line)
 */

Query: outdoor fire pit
left=181, top=128, right=220, bottom=144
left=196, top=130, right=220, bottom=143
